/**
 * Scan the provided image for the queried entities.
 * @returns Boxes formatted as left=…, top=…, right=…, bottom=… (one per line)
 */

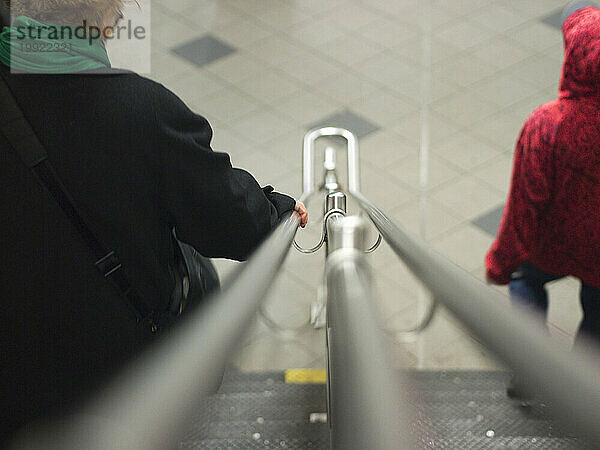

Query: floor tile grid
left=217, top=0, right=444, bottom=120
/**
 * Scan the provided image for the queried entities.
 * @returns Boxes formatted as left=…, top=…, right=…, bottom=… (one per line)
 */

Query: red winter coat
left=486, top=6, right=600, bottom=288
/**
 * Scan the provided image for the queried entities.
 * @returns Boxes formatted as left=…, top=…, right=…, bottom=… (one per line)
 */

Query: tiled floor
left=136, top=0, right=583, bottom=372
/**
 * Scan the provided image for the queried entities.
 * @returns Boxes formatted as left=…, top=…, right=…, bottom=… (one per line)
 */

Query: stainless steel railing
left=13, top=214, right=300, bottom=450
left=352, top=187, right=600, bottom=447
left=325, top=216, right=413, bottom=449
left=306, top=126, right=600, bottom=447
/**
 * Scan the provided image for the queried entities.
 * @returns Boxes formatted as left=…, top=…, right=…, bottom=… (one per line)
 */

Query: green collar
left=0, top=16, right=110, bottom=74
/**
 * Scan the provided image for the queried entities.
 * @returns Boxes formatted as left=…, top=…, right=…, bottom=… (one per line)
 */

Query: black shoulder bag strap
left=0, top=72, right=156, bottom=329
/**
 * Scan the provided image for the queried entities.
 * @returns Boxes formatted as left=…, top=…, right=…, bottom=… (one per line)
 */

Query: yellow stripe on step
left=285, top=368, right=327, bottom=384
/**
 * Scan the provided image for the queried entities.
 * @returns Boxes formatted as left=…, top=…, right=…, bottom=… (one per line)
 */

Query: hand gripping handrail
left=12, top=214, right=300, bottom=450
left=352, top=190, right=600, bottom=446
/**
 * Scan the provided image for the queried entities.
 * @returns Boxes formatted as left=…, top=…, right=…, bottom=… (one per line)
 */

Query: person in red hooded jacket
left=486, top=1, right=600, bottom=348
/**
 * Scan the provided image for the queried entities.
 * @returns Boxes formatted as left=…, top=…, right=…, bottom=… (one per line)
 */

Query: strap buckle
left=95, top=251, right=122, bottom=278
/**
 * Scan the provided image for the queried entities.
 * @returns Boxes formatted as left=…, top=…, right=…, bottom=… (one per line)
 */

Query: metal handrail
left=301, top=126, right=360, bottom=202
left=325, top=216, right=413, bottom=449
left=13, top=214, right=300, bottom=450
left=352, top=190, right=600, bottom=446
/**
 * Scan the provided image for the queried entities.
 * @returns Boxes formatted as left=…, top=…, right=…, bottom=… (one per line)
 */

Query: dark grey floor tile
left=307, top=109, right=380, bottom=140
left=540, top=8, right=564, bottom=29
left=172, top=35, right=236, bottom=68
left=472, top=204, right=505, bottom=236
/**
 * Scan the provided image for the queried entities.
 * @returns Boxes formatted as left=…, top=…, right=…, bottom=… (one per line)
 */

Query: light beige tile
left=209, top=126, right=256, bottom=158
left=509, top=90, right=556, bottom=123
left=431, top=90, right=500, bottom=128
left=397, top=306, right=499, bottom=369
left=283, top=247, right=326, bottom=289
left=361, top=0, right=421, bottom=17
left=235, top=69, right=302, bottom=105
left=231, top=147, right=291, bottom=185
left=394, top=2, right=460, bottom=31
left=150, top=20, right=203, bottom=51
left=260, top=127, right=307, bottom=171
left=436, top=0, right=497, bottom=16
left=470, top=265, right=510, bottom=298
left=292, top=0, right=350, bottom=14
left=471, top=36, right=534, bottom=69
left=200, top=88, right=263, bottom=124
left=350, top=89, right=417, bottom=127
left=248, top=6, right=312, bottom=31
left=388, top=153, right=461, bottom=191
left=388, top=196, right=464, bottom=240
left=177, top=2, right=245, bottom=31
left=392, top=37, right=463, bottom=67
left=392, top=110, right=463, bottom=146
left=468, top=72, right=537, bottom=109
left=503, top=0, right=570, bottom=18
left=167, top=70, right=229, bottom=108
left=212, top=17, right=275, bottom=49
left=433, top=18, right=495, bottom=51
left=431, top=52, right=498, bottom=88
left=431, top=175, right=505, bottom=220
left=313, top=71, right=380, bottom=104
left=417, top=334, right=504, bottom=370
left=212, top=257, right=243, bottom=282
left=205, top=52, right=272, bottom=85
left=469, top=3, right=530, bottom=32
left=371, top=272, right=421, bottom=323
left=430, top=224, right=494, bottom=272
left=277, top=51, right=342, bottom=86
left=356, top=16, right=421, bottom=49
left=470, top=108, right=523, bottom=153
left=367, top=243, right=423, bottom=296
left=149, top=50, right=200, bottom=85
left=287, top=17, right=348, bottom=48
left=508, top=54, right=563, bottom=89
left=318, top=34, right=386, bottom=68
left=247, top=37, right=309, bottom=68
left=361, top=165, right=414, bottom=211
left=504, top=22, right=563, bottom=53
left=230, top=109, right=296, bottom=146
left=272, top=90, right=343, bottom=127
left=325, top=3, right=383, bottom=31
left=268, top=169, right=304, bottom=201
left=232, top=335, right=319, bottom=371
left=261, top=271, right=316, bottom=329
left=355, top=53, right=422, bottom=90
left=472, top=153, right=514, bottom=195
left=358, top=130, right=416, bottom=171
left=431, top=131, right=503, bottom=171
left=547, top=277, right=582, bottom=337
left=390, top=72, right=462, bottom=105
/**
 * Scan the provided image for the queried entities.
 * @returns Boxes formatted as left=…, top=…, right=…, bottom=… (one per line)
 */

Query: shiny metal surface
left=352, top=191, right=600, bottom=447
left=301, top=127, right=360, bottom=202
left=325, top=216, right=413, bottom=449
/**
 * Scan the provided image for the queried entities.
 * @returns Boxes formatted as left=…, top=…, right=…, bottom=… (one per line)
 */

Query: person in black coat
left=0, top=0, right=307, bottom=441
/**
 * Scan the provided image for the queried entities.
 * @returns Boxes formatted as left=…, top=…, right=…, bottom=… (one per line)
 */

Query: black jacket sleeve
left=153, top=85, right=295, bottom=261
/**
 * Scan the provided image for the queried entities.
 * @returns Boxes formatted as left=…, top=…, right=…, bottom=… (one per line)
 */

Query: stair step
left=180, top=370, right=587, bottom=449
left=180, top=420, right=328, bottom=447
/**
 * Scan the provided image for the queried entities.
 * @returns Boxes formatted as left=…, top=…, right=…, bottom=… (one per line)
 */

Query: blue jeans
left=509, top=263, right=600, bottom=347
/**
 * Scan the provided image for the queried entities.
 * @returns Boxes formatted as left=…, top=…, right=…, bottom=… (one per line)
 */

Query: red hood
left=560, top=6, right=600, bottom=99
